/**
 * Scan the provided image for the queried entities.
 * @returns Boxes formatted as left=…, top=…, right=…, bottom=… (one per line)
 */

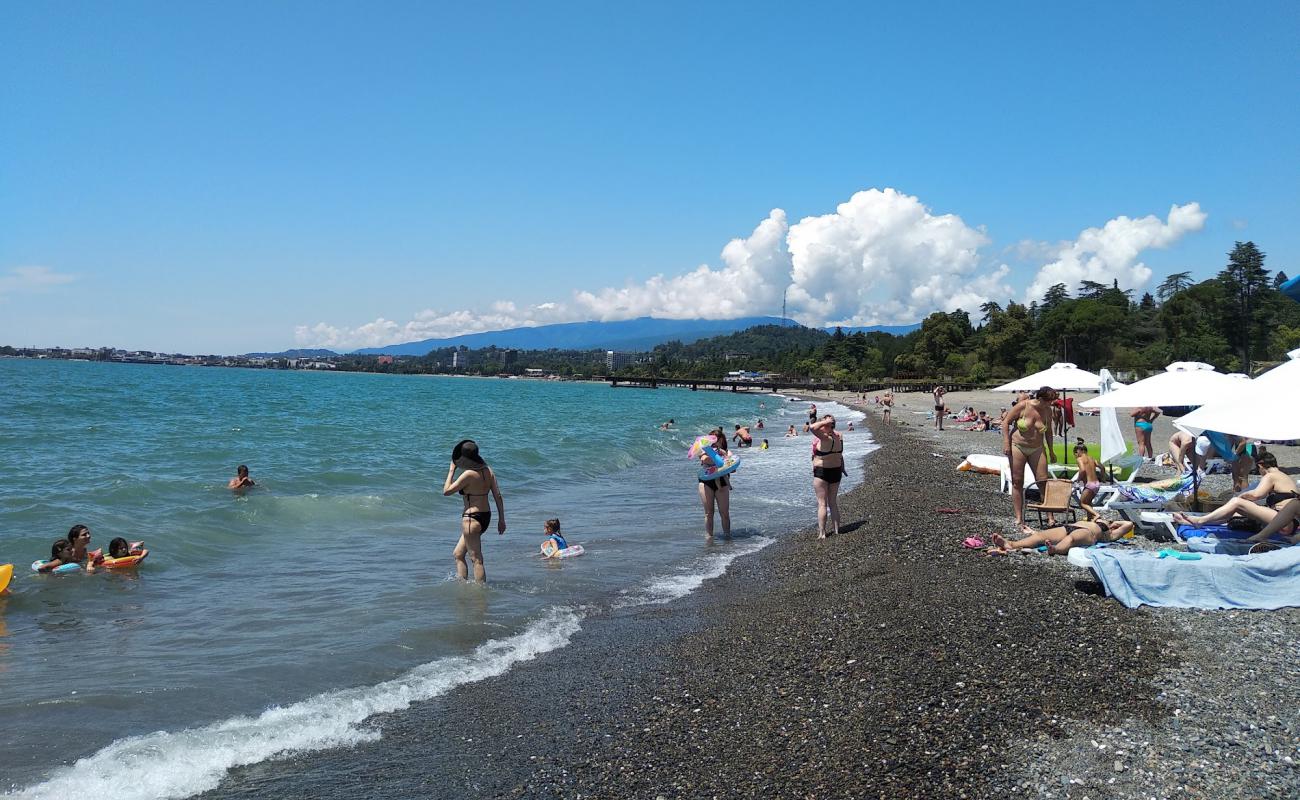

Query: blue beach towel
left=1176, top=523, right=1290, bottom=544
left=1082, top=546, right=1300, bottom=610
left=1186, top=537, right=1259, bottom=556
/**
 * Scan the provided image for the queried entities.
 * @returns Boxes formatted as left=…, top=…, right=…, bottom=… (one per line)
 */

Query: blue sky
left=2, top=1, right=1297, bottom=353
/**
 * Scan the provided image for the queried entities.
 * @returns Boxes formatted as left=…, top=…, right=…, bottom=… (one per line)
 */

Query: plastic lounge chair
left=1025, top=479, right=1077, bottom=528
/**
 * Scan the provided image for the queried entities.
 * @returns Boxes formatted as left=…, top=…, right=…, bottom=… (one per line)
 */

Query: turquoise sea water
left=0, top=359, right=870, bottom=799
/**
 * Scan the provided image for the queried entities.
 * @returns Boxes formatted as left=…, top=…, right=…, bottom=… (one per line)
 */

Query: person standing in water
left=442, top=440, right=506, bottom=582
left=697, top=428, right=732, bottom=539
left=810, top=414, right=846, bottom=539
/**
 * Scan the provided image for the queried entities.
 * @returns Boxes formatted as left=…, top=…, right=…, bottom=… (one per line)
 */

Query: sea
left=0, top=359, right=871, bottom=799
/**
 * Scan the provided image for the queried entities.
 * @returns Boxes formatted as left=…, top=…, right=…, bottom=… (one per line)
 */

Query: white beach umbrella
left=1175, top=350, right=1300, bottom=440
left=992, top=362, right=1108, bottom=393
left=1097, top=368, right=1127, bottom=464
left=1080, top=362, right=1242, bottom=409
left=994, top=362, right=1111, bottom=464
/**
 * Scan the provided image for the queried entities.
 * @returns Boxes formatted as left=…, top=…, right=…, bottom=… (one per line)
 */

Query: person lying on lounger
left=987, top=518, right=1135, bottom=556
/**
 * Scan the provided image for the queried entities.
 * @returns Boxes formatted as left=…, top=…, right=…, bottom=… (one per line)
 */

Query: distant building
left=452, top=349, right=472, bottom=369
left=605, top=350, right=633, bottom=371
left=377, top=355, right=394, bottom=366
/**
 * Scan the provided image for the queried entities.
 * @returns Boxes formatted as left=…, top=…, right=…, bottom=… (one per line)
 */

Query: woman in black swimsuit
left=810, top=414, right=846, bottom=539
left=697, top=427, right=732, bottom=539
left=1173, top=451, right=1297, bottom=530
left=441, top=439, right=506, bottom=582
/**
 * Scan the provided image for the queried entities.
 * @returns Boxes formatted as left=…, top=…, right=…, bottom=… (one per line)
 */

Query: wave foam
left=616, top=535, right=773, bottom=608
left=8, top=607, right=584, bottom=800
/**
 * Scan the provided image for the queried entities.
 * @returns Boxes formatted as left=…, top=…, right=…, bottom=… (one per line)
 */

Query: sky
left=2, top=1, right=1297, bottom=354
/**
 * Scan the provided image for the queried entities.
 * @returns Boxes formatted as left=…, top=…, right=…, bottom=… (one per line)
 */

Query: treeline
left=330, top=240, right=1292, bottom=384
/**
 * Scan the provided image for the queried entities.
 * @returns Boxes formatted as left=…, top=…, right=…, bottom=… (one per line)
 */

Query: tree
left=1139, top=292, right=1156, bottom=311
left=1156, top=271, right=1193, bottom=302
left=1275, top=271, right=1290, bottom=289
left=1077, top=280, right=1108, bottom=300
left=1041, top=284, right=1070, bottom=311
left=1218, top=241, right=1270, bottom=373
left=978, top=301, right=1002, bottom=325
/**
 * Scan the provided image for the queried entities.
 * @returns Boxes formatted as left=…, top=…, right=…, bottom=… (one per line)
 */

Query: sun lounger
left=1070, top=545, right=1300, bottom=610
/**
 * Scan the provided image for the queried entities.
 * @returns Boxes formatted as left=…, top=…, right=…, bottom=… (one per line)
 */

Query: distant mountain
left=353, top=317, right=919, bottom=356
left=243, top=348, right=339, bottom=359
left=831, top=323, right=921, bottom=336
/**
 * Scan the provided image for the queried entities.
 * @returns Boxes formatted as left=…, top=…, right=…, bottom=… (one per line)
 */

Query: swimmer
left=228, top=465, right=255, bottom=491
left=659, top=418, right=675, bottom=430
left=697, top=428, right=732, bottom=538
left=810, top=415, right=846, bottom=539
left=107, top=537, right=142, bottom=559
left=540, top=518, right=567, bottom=556
left=733, top=424, right=753, bottom=447
left=38, top=539, right=79, bottom=573
left=755, top=419, right=764, bottom=430
left=760, top=439, right=769, bottom=450
left=786, top=425, right=797, bottom=438
left=987, top=518, right=1134, bottom=556
left=846, top=421, right=854, bottom=432
left=443, top=439, right=507, bottom=582
left=66, top=524, right=102, bottom=566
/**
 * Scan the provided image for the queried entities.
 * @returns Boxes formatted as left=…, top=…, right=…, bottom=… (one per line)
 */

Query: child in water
left=760, top=439, right=769, bottom=450
left=38, top=539, right=84, bottom=573
left=541, top=518, right=568, bottom=557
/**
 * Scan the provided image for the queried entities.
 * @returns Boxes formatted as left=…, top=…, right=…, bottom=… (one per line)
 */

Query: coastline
left=205, top=404, right=1297, bottom=799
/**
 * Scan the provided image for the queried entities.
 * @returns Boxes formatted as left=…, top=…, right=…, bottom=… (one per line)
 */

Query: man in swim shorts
left=732, top=424, right=753, bottom=447
left=933, top=385, right=946, bottom=430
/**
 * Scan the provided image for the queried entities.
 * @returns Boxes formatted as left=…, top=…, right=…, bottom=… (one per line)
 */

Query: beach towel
left=1185, top=537, right=1257, bottom=556
left=1081, top=546, right=1300, bottom=610
left=1176, top=523, right=1290, bottom=544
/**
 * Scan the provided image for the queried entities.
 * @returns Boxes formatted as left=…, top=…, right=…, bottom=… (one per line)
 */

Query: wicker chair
left=1025, top=478, right=1077, bottom=528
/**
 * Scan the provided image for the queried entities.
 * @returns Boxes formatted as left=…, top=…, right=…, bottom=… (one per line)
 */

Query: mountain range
left=349, top=316, right=920, bottom=356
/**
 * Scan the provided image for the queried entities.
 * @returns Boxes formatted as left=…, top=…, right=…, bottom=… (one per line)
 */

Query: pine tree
left=1217, top=241, right=1270, bottom=372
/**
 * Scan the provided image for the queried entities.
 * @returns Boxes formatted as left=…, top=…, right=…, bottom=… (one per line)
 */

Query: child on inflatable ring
left=540, top=518, right=568, bottom=558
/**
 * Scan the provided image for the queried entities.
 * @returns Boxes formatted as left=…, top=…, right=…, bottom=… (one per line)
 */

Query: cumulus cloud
left=293, top=191, right=1208, bottom=350
left=0, top=265, right=76, bottom=298
left=1024, top=202, right=1207, bottom=302
left=785, top=188, right=1005, bottom=325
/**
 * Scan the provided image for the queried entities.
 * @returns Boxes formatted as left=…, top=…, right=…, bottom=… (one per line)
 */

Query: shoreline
left=204, top=405, right=1298, bottom=799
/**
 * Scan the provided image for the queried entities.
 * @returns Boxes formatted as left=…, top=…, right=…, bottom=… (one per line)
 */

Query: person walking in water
left=442, top=439, right=506, bottom=582
left=810, top=414, right=846, bottom=539
left=697, top=428, right=732, bottom=539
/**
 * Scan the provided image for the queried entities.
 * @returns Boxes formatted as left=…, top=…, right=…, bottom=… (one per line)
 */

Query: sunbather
left=988, top=518, right=1134, bottom=556
left=1172, top=451, right=1297, bottom=531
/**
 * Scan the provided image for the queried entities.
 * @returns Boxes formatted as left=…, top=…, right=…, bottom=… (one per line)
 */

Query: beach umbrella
left=1175, top=350, right=1300, bottom=440
left=1079, top=362, right=1242, bottom=409
left=992, top=362, right=1108, bottom=393
left=993, top=362, right=1111, bottom=463
left=1097, top=368, right=1127, bottom=464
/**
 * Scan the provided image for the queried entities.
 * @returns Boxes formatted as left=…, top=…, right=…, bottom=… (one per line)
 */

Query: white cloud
left=293, top=192, right=1208, bottom=350
left=785, top=188, right=1004, bottom=324
left=0, top=265, right=76, bottom=297
left=1024, top=202, right=1207, bottom=302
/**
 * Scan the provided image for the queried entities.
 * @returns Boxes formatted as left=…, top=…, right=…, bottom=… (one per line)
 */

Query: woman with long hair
left=696, top=428, right=732, bottom=538
left=442, top=439, right=506, bottom=582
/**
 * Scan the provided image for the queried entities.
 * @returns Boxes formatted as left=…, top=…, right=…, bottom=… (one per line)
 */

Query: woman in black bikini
left=987, top=518, right=1134, bottom=555
left=1172, top=451, right=1297, bottom=530
left=697, top=427, right=732, bottom=539
left=810, top=414, right=845, bottom=539
left=442, top=439, right=506, bottom=582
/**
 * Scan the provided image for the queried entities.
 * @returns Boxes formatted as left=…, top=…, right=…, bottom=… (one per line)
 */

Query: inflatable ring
left=31, top=560, right=81, bottom=574
left=100, top=549, right=149, bottom=568
left=699, top=452, right=741, bottom=480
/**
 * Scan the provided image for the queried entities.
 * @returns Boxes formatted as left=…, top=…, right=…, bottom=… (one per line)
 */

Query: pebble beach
left=205, top=391, right=1299, bottom=799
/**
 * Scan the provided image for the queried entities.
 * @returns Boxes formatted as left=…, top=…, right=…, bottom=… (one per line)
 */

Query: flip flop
left=961, top=536, right=985, bottom=549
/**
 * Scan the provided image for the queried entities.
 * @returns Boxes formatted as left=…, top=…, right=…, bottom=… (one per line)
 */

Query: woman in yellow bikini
left=1002, top=387, right=1056, bottom=534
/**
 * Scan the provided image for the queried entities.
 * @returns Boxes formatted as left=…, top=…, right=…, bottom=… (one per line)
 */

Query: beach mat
left=1081, top=546, right=1300, bottom=610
